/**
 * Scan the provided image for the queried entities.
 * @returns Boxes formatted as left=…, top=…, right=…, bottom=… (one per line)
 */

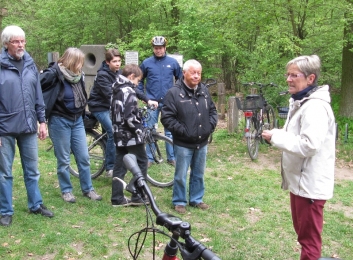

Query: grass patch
left=1, top=130, right=352, bottom=259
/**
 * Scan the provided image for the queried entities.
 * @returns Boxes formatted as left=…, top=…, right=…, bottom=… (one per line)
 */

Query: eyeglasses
left=9, top=40, right=26, bottom=45
left=284, top=73, right=305, bottom=79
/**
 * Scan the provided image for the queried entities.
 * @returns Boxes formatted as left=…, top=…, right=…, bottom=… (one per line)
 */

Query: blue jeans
left=0, top=134, right=44, bottom=215
left=146, top=103, right=174, bottom=162
left=172, top=144, right=207, bottom=206
left=92, top=110, right=115, bottom=171
left=48, top=115, right=94, bottom=193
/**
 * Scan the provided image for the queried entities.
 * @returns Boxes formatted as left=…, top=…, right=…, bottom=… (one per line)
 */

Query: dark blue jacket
left=0, top=48, right=45, bottom=135
left=87, top=61, right=120, bottom=112
left=138, top=54, right=182, bottom=103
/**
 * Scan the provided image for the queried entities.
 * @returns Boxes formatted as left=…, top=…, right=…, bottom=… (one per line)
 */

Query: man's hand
left=147, top=100, right=158, bottom=109
left=38, top=122, right=47, bottom=140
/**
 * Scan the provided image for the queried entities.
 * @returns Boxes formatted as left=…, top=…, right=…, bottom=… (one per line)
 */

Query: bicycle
left=114, top=153, right=221, bottom=260
left=236, top=82, right=277, bottom=160
left=68, top=108, right=175, bottom=188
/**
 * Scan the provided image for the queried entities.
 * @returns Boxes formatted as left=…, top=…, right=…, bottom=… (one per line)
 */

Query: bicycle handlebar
left=121, top=154, right=221, bottom=260
left=202, top=78, right=217, bottom=88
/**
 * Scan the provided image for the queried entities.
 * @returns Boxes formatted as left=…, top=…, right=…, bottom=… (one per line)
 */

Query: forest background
left=1, top=0, right=353, bottom=124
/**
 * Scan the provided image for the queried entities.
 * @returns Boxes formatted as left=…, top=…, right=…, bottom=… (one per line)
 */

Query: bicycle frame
left=117, top=154, right=221, bottom=260
left=238, top=82, right=277, bottom=160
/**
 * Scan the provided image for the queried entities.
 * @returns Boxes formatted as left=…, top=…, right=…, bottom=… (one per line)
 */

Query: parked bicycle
left=69, top=107, right=174, bottom=188
left=236, top=82, right=277, bottom=160
left=115, top=153, right=221, bottom=260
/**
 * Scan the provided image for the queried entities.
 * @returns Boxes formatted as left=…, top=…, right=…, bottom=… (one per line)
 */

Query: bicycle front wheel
left=247, top=116, right=260, bottom=160
left=263, top=104, right=276, bottom=130
left=146, top=133, right=174, bottom=188
left=69, top=130, right=106, bottom=179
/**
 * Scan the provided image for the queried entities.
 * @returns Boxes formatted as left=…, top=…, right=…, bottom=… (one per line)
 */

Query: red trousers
left=290, top=192, right=326, bottom=260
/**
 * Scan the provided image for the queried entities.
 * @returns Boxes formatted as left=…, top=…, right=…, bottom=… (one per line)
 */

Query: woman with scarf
left=262, top=55, right=335, bottom=260
left=40, top=48, right=102, bottom=203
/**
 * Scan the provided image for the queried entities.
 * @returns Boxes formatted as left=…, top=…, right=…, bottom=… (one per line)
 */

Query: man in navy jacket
left=138, top=36, right=182, bottom=167
left=0, top=25, right=54, bottom=226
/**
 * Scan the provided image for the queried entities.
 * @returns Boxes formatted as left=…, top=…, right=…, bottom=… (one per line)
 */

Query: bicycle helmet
left=151, top=36, right=167, bottom=46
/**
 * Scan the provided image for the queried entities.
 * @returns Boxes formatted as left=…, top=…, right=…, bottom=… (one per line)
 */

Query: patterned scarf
left=58, top=63, right=86, bottom=108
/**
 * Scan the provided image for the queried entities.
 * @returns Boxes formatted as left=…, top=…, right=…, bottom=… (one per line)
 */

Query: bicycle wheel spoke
left=146, top=134, right=174, bottom=188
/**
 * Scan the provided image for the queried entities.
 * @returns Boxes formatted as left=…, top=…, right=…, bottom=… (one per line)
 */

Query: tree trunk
left=339, top=17, right=353, bottom=119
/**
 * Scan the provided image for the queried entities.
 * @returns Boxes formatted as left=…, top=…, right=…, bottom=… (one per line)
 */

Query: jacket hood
left=98, top=61, right=109, bottom=72
left=113, top=75, right=135, bottom=90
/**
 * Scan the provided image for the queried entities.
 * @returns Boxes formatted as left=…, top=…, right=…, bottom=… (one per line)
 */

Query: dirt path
left=217, top=118, right=353, bottom=181
left=257, top=150, right=353, bottom=181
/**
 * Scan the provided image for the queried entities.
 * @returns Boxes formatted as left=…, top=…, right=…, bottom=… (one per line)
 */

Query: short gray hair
left=286, top=55, right=321, bottom=85
left=1, top=25, right=25, bottom=48
left=183, top=59, right=202, bottom=72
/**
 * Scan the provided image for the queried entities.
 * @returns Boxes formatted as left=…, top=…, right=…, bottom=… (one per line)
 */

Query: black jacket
left=161, top=78, right=218, bottom=149
left=111, top=75, right=144, bottom=147
left=88, top=61, right=120, bottom=112
left=88, top=61, right=149, bottom=112
left=40, top=62, right=87, bottom=121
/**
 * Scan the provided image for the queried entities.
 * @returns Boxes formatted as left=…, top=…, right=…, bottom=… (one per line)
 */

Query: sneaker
left=112, top=197, right=132, bottom=207
left=174, top=205, right=186, bottom=214
left=62, top=192, right=76, bottom=203
left=106, top=170, right=113, bottom=178
left=83, top=190, right=102, bottom=201
left=190, top=202, right=209, bottom=210
left=30, top=204, right=54, bottom=218
left=167, top=160, right=176, bottom=167
left=131, top=197, right=150, bottom=206
left=147, top=161, right=154, bottom=168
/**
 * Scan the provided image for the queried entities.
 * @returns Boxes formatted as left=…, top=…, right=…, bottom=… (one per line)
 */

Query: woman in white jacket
left=262, top=55, right=335, bottom=260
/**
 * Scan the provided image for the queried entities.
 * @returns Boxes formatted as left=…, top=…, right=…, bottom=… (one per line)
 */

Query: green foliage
left=2, top=0, right=353, bottom=113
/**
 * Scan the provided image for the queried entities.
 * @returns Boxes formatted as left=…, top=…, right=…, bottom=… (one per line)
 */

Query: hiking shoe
left=83, top=190, right=102, bottom=201
left=190, top=202, right=209, bottom=210
left=174, top=205, right=186, bottom=214
left=106, top=170, right=113, bottom=178
left=0, top=215, right=12, bottom=226
left=167, top=160, right=176, bottom=167
left=30, top=204, right=54, bottom=218
left=112, top=197, right=132, bottom=207
left=62, top=192, right=76, bottom=203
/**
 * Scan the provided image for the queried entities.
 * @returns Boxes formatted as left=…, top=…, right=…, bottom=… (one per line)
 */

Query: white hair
left=1, top=25, right=25, bottom=48
left=286, top=55, right=321, bottom=85
left=183, top=59, right=202, bottom=71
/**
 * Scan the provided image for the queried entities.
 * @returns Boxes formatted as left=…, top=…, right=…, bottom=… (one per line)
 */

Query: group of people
left=0, top=26, right=216, bottom=227
left=0, top=24, right=336, bottom=260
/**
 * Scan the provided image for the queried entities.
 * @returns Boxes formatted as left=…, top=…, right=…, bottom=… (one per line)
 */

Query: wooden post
left=227, top=97, right=237, bottom=133
left=47, top=52, right=60, bottom=64
left=227, top=92, right=243, bottom=133
left=217, top=83, right=225, bottom=120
